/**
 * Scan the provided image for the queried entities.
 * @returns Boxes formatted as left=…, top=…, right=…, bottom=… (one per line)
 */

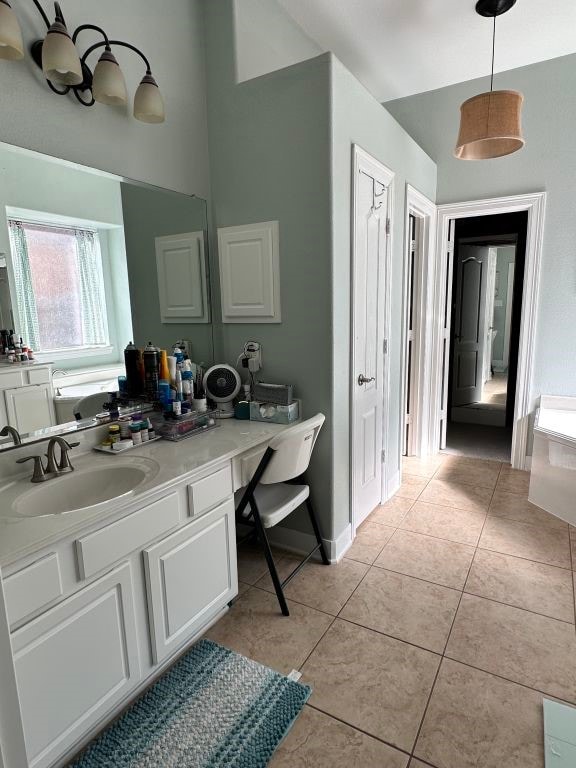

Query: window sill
left=34, top=346, right=115, bottom=363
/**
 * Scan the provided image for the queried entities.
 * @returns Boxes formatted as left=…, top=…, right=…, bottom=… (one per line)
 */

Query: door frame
left=430, top=192, right=546, bottom=469
left=350, top=145, right=394, bottom=534
left=400, top=185, right=437, bottom=458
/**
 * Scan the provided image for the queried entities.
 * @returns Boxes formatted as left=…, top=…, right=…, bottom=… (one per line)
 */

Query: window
left=7, top=220, right=109, bottom=354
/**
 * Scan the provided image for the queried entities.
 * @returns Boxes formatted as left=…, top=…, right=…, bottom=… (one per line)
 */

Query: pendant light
left=455, top=0, right=524, bottom=160
left=0, top=0, right=24, bottom=60
left=41, top=2, right=82, bottom=85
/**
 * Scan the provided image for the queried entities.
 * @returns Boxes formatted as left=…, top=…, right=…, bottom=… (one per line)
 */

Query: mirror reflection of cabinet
left=0, top=367, right=55, bottom=436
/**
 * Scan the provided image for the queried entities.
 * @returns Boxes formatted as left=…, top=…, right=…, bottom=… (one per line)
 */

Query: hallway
left=205, top=455, right=576, bottom=767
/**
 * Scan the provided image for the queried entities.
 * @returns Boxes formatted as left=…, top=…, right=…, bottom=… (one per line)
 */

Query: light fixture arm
left=72, top=23, right=110, bottom=48
left=30, top=0, right=49, bottom=28
left=80, top=39, right=151, bottom=74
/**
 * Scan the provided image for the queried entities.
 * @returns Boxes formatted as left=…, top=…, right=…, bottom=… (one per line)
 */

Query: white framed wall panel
left=155, top=231, right=209, bottom=324
left=218, top=221, right=281, bottom=323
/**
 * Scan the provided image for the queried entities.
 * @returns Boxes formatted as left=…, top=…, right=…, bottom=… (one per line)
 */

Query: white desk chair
left=234, top=413, right=330, bottom=616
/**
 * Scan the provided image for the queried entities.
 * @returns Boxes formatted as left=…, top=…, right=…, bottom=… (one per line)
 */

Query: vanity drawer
left=0, top=370, right=24, bottom=389
left=4, top=553, right=63, bottom=628
left=187, top=465, right=232, bottom=517
left=26, top=367, right=51, bottom=385
left=232, top=447, right=267, bottom=491
left=76, top=493, right=182, bottom=579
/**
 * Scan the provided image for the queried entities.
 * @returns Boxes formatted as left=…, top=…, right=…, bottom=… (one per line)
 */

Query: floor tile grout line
left=461, top=586, right=576, bottom=625
left=442, top=651, right=576, bottom=706
left=332, top=614, right=445, bottom=657
left=304, top=702, right=413, bottom=760
left=297, top=615, right=337, bottom=672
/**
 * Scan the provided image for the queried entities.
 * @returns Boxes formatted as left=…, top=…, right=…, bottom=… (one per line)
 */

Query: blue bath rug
left=70, top=639, right=310, bottom=767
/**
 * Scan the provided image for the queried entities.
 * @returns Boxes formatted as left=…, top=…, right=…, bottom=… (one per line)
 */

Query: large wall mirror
left=0, top=141, right=212, bottom=450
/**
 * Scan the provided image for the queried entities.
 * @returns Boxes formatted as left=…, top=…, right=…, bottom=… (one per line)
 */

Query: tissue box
left=249, top=400, right=300, bottom=424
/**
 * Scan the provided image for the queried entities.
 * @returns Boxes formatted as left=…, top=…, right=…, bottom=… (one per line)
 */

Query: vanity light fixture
left=0, top=0, right=24, bottom=60
left=1, top=0, right=165, bottom=123
left=455, top=0, right=524, bottom=160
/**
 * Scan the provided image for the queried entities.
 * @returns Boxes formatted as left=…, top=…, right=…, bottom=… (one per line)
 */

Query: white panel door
left=155, top=231, right=209, bottom=323
left=12, top=562, right=140, bottom=768
left=144, top=499, right=237, bottom=664
left=218, top=221, right=281, bottom=323
left=452, top=246, right=489, bottom=407
left=352, top=147, right=393, bottom=529
left=4, top=383, right=55, bottom=434
left=482, top=248, right=498, bottom=385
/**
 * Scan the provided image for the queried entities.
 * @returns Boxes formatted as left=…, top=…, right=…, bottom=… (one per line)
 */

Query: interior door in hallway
left=352, top=147, right=392, bottom=530
left=452, top=245, right=489, bottom=407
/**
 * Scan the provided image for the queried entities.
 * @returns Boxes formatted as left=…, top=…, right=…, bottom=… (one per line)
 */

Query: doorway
left=446, top=212, right=527, bottom=461
left=431, top=193, right=546, bottom=470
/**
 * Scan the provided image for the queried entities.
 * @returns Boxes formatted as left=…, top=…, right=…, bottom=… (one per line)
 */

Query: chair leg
left=251, top=499, right=290, bottom=616
left=306, top=497, right=330, bottom=565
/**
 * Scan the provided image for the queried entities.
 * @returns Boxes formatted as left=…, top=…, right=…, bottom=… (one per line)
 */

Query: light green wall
left=204, top=1, right=333, bottom=535
left=120, top=183, right=212, bottom=361
left=204, top=0, right=438, bottom=543
left=233, top=0, right=322, bottom=83
left=330, top=56, right=437, bottom=535
left=493, top=246, right=515, bottom=363
left=386, top=53, right=576, bottom=404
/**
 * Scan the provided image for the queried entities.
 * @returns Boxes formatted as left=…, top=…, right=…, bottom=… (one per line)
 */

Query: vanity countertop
left=0, top=419, right=286, bottom=567
left=0, top=360, right=53, bottom=370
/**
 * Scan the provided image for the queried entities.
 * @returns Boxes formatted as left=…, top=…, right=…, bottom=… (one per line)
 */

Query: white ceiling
left=277, top=0, right=576, bottom=102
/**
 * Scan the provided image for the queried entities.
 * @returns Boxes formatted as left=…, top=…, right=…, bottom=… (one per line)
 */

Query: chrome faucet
left=16, top=454, right=51, bottom=482
left=0, top=425, right=22, bottom=446
left=46, top=437, right=79, bottom=474
left=17, top=437, right=79, bottom=483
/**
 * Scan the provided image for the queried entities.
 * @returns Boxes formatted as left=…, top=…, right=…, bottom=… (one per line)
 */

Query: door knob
left=358, top=374, right=375, bottom=386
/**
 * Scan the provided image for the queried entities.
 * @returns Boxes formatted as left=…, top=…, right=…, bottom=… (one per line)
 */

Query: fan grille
left=206, top=367, right=239, bottom=399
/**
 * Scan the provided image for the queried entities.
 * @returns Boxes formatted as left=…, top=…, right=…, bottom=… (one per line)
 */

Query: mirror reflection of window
left=7, top=220, right=109, bottom=354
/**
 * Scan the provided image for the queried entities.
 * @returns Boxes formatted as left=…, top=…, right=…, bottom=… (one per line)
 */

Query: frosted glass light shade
left=0, top=0, right=24, bottom=60
left=42, top=19, right=82, bottom=85
left=134, top=73, right=165, bottom=124
left=455, top=90, right=524, bottom=160
left=92, top=49, right=127, bottom=106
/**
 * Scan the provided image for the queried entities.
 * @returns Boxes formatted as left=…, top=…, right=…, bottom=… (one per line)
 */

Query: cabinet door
left=11, top=562, right=140, bottom=768
left=4, top=383, right=55, bottom=434
left=144, top=499, right=237, bottom=664
left=155, top=231, right=209, bottom=324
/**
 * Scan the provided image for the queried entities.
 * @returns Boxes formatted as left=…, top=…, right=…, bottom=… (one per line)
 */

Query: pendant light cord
left=490, top=14, right=496, bottom=92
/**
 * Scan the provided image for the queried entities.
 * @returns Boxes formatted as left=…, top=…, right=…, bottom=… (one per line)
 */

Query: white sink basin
left=5, top=458, right=160, bottom=519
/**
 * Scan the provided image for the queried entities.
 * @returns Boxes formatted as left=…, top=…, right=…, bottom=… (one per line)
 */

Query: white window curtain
left=75, top=228, right=108, bottom=346
left=7, top=220, right=40, bottom=349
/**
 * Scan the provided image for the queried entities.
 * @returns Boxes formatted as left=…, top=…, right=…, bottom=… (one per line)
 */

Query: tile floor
left=205, top=455, right=576, bottom=767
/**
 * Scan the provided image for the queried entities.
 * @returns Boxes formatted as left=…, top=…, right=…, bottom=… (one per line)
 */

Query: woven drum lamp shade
left=455, top=89, right=524, bottom=160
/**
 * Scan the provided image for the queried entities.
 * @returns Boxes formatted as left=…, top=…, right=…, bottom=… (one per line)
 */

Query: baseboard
left=385, top=469, right=401, bottom=502
left=265, top=522, right=352, bottom=564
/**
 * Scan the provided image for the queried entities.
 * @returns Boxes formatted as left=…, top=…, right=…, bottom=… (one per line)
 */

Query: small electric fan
left=203, top=364, right=241, bottom=418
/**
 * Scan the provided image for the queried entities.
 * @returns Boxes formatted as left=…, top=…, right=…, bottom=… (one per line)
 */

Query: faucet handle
left=16, top=455, right=48, bottom=483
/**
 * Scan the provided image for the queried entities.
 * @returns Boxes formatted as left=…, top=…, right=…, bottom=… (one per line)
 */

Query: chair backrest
left=260, top=413, right=325, bottom=484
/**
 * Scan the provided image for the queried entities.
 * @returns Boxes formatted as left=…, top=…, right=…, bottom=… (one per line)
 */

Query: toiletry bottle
left=130, top=422, right=142, bottom=445
left=175, top=369, right=183, bottom=401
left=159, top=350, right=170, bottom=382
left=144, top=342, right=160, bottom=401
left=124, top=342, right=142, bottom=397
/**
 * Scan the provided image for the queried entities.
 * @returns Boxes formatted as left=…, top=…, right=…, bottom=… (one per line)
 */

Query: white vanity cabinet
left=0, top=366, right=55, bottom=435
left=11, top=562, right=140, bottom=768
left=0, top=453, right=247, bottom=768
left=144, top=498, right=237, bottom=664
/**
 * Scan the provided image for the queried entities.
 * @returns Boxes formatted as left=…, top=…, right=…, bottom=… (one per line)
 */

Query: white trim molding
left=431, top=192, right=547, bottom=469
left=401, top=185, right=437, bottom=459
